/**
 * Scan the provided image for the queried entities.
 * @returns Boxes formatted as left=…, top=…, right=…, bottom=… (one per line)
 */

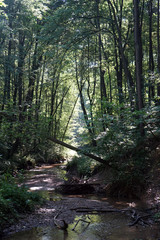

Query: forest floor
left=2, top=162, right=160, bottom=238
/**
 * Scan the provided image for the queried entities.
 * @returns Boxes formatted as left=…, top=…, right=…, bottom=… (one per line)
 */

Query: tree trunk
left=148, top=0, right=155, bottom=103
left=23, top=40, right=42, bottom=113
left=158, top=0, right=160, bottom=72
left=114, top=40, right=123, bottom=104
left=134, top=0, right=144, bottom=136
left=75, top=53, right=96, bottom=146
left=3, top=30, right=12, bottom=109
left=17, top=31, right=25, bottom=121
left=157, top=0, right=160, bottom=104
left=134, top=0, right=144, bottom=110
left=96, top=0, right=107, bottom=117
left=107, top=0, right=135, bottom=108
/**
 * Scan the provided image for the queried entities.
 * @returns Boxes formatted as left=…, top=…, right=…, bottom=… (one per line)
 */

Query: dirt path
left=22, top=164, right=65, bottom=191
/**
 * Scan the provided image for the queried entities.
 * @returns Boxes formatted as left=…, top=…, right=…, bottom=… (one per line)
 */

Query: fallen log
left=48, top=137, right=113, bottom=168
left=55, top=183, right=96, bottom=194
left=70, top=207, right=122, bottom=213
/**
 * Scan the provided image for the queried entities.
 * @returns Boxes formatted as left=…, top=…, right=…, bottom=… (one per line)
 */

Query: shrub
left=0, top=173, right=43, bottom=234
left=67, top=156, right=95, bottom=178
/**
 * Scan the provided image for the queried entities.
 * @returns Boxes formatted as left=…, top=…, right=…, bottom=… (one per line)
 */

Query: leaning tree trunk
left=48, top=136, right=113, bottom=167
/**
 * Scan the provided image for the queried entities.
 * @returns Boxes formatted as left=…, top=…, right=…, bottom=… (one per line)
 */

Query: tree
left=134, top=0, right=145, bottom=137
left=0, top=0, right=160, bottom=192
left=148, top=0, right=155, bottom=103
left=157, top=0, right=160, bottom=103
left=134, top=0, right=144, bottom=110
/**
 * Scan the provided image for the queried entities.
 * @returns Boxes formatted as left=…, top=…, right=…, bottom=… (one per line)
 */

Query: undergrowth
left=67, top=156, right=96, bottom=178
left=67, top=105, right=160, bottom=198
left=0, top=173, right=43, bottom=235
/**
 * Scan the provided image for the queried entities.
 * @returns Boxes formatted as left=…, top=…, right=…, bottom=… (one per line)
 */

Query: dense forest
left=0, top=0, right=160, bottom=232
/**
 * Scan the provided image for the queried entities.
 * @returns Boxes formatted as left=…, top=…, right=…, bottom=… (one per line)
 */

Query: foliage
left=0, top=109, right=49, bottom=169
left=92, top=104, right=160, bottom=196
left=0, top=0, right=160, bottom=197
left=66, top=101, right=160, bottom=197
left=154, top=212, right=160, bottom=221
left=0, top=173, right=43, bottom=234
left=67, top=156, right=95, bottom=178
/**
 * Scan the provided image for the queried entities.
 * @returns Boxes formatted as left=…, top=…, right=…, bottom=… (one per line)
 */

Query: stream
left=3, top=164, right=160, bottom=240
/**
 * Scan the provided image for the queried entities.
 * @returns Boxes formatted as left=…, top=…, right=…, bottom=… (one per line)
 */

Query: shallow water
left=4, top=164, right=160, bottom=240
left=4, top=213, right=160, bottom=240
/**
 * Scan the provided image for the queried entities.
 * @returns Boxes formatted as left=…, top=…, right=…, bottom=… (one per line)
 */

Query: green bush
left=0, top=173, right=43, bottom=234
left=67, top=156, right=95, bottom=177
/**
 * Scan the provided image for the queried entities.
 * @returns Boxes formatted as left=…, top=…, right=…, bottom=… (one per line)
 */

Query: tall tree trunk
left=157, top=0, right=160, bottom=104
left=107, top=64, right=112, bottom=103
left=107, top=0, right=135, bottom=108
left=75, top=53, right=96, bottom=146
left=158, top=0, right=160, bottom=72
left=3, top=28, right=12, bottom=109
left=148, top=0, right=155, bottom=103
left=96, top=0, right=107, bottom=117
left=49, top=71, right=59, bottom=133
left=100, top=40, right=113, bottom=113
left=17, top=31, right=25, bottom=120
left=114, top=40, right=123, bottom=104
left=134, top=0, right=144, bottom=135
left=134, top=0, right=144, bottom=110
left=23, top=40, right=42, bottom=114
left=87, top=38, right=95, bottom=135
left=116, top=0, right=123, bottom=105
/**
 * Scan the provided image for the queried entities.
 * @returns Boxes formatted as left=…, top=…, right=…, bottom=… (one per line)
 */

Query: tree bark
left=157, top=0, right=160, bottom=104
left=134, top=0, right=144, bottom=110
left=96, top=0, right=107, bottom=117
left=107, top=0, right=134, bottom=107
left=158, top=0, right=160, bottom=72
left=148, top=0, right=155, bottom=103
left=134, top=0, right=144, bottom=136
left=23, top=40, right=42, bottom=113
left=17, top=30, right=25, bottom=117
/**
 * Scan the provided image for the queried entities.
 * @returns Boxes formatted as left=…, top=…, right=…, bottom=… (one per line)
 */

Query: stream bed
left=3, top=164, right=160, bottom=240
left=4, top=213, right=160, bottom=240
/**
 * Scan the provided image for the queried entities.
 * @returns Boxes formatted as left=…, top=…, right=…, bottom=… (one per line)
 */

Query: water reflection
left=5, top=213, right=160, bottom=240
